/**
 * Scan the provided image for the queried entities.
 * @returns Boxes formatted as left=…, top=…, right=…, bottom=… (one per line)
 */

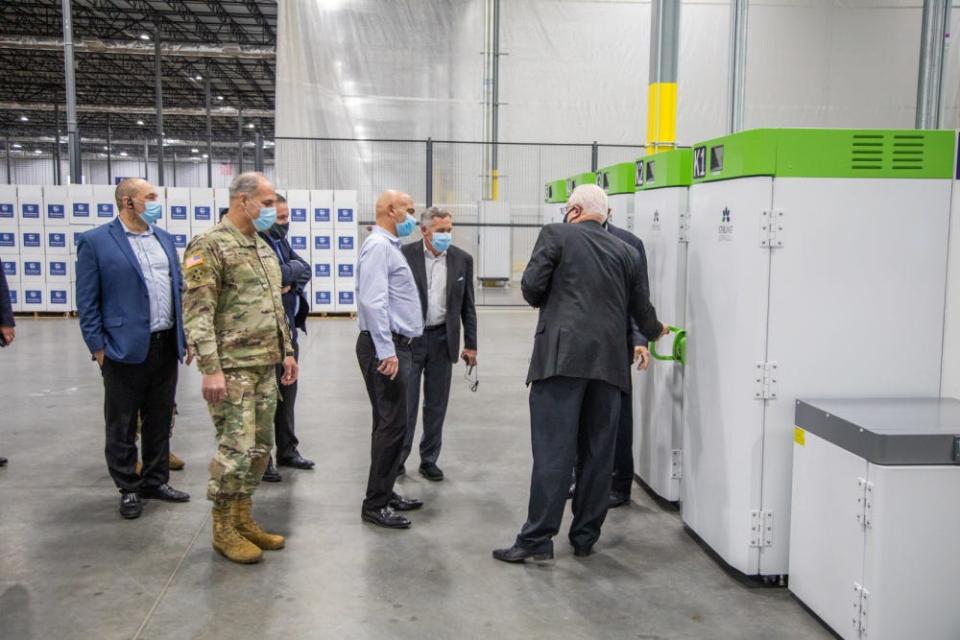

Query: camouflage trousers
left=206, top=365, right=277, bottom=500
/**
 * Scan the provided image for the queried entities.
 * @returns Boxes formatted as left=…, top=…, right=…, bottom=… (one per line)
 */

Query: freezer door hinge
left=856, top=477, right=875, bottom=528
left=678, top=211, right=690, bottom=243
left=671, top=449, right=682, bottom=479
left=852, top=583, right=870, bottom=633
left=753, top=362, right=780, bottom=400
left=759, top=209, right=785, bottom=248
left=749, top=510, right=774, bottom=548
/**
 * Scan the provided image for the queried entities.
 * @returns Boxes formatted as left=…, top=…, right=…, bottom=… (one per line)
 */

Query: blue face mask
left=396, top=213, right=417, bottom=238
left=431, top=232, right=452, bottom=253
left=141, top=201, right=163, bottom=225
left=253, top=206, right=277, bottom=232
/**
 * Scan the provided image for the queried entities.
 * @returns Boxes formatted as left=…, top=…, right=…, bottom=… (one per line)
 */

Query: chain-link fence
left=275, top=137, right=645, bottom=305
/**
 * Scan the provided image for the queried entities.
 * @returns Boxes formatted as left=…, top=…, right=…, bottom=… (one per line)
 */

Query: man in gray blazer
left=400, top=208, right=478, bottom=481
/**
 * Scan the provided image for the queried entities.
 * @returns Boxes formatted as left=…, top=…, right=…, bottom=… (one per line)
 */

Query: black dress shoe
left=361, top=506, right=411, bottom=529
left=139, top=483, right=190, bottom=502
left=120, top=492, right=142, bottom=519
left=608, top=491, right=630, bottom=509
left=262, top=457, right=283, bottom=483
left=388, top=493, right=423, bottom=511
left=573, top=546, right=594, bottom=557
left=492, top=544, right=554, bottom=564
left=0, top=456, right=7, bottom=467
left=418, top=463, right=444, bottom=482
left=277, top=454, right=315, bottom=470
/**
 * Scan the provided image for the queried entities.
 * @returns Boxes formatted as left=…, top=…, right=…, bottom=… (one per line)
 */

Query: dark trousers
left=517, top=376, right=620, bottom=552
left=401, top=324, right=453, bottom=468
left=102, top=329, right=178, bottom=493
left=357, top=332, right=413, bottom=511
left=611, top=390, right=634, bottom=494
left=274, top=335, right=300, bottom=460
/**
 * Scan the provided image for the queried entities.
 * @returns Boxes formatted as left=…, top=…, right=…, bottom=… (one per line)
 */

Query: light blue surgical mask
left=141, top=201, right=163, bottom=225
left=431, top=232, right=452, bottom=253
left=396, top=213, right=417, bottom=238
left=252, top=206, right=277, bottom=232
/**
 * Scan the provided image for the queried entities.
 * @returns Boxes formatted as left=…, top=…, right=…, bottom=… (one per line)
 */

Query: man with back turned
left=493, top=183, right=668, bottom=563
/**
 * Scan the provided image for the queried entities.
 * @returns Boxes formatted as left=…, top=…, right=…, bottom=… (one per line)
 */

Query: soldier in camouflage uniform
left=182, top=171, right=299, bottom=564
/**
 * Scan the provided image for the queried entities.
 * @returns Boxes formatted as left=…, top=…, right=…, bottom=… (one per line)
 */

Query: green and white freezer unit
left=597, top=162, right=636, bottom=230
left=543, top=179, right=568, bottom=225
left=680, top=128, right=954, bottom=578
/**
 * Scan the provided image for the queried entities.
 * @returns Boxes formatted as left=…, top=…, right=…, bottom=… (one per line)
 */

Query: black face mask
left=270, top=223, right=290, bottom=239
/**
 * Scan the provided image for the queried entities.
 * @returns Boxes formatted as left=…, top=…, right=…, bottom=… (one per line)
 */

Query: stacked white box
left=70, top=227, right=86, bottom=255
left=18, top=185, right=42, bottom=228
left=92, top=185, right=117, bottom=225
left=68, top=184, right=94, bottom=226
left=0, top=187, right=16, bottom=276
left=45, top=225, right=70, bottom=256
left=1, top=254, right=19, bottom=312
left=285, top=189, right=311, bottom=256
left=165, top=187, right=191, bottom=233
left=190, top=188, right=215, bottom=235
left=310, top=190, right=335, bottom=311
left=311, top=189, right=334, bottom=230
left=19, top=250, right=45, bottom=312
left=43, top=185, right=70, bottom=226
left=333, top=190, right=358, bottom=312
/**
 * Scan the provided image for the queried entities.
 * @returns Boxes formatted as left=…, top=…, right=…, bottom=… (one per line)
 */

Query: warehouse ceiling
left=0, top=0, right=276, bottom=158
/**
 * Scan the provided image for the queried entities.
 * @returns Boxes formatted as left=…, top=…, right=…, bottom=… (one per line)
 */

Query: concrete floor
left=0, top=309, right=832, bottom=640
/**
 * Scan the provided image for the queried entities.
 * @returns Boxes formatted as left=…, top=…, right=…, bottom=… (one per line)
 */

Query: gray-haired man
left=399, top=208, right=478, bottom=481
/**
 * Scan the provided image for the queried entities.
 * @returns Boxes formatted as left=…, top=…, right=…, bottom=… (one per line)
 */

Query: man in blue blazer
left=76, top=178, right=190, bottom=519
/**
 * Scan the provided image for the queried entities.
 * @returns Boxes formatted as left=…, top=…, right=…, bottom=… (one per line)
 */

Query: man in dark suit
left=399, top=207, right=478, bottom=481
left=0, top=266, right=15, bottom=467
left=606, top=216, right=651, bottom=508
left=493, top=184, right=667, bottom=564
left=259, top=192, right=313, bottom=482
left=76, top=178, right=190, bottom=519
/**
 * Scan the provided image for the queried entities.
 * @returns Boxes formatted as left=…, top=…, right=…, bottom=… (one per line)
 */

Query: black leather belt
left=151, top=328, right=175, bottom=343
left=360, top=330, right=415, bottom=346
left=425, top=324, right=445, bottom=332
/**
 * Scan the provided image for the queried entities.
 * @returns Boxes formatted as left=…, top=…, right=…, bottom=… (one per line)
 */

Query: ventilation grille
left=850, top=133, right=926, bottom=172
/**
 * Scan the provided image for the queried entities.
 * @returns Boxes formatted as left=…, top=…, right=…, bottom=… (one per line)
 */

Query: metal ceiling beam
left=0, top=102, right=273, bottom=118
left=0, top=36, right=275, bottom=59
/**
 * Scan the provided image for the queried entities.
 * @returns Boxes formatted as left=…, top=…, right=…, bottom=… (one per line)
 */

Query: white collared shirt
left=423, top=241, right=447, bottom=327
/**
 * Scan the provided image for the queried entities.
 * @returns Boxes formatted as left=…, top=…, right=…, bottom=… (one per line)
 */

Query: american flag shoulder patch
left=185, top=254, right=205, bottom=269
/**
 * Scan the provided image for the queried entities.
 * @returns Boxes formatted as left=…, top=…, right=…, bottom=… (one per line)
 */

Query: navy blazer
left=75, top=217, right=186, bottom=364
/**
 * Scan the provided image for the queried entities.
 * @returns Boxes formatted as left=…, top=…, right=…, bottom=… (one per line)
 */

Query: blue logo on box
left=315, top=264, right=331, bottom=278
left=338, top=236, right=355, bottom=251
left=194, top=206, right=210, bottom=221
left=73, top=203, right=90, bottom=217
left=49, top=261, right=67, bottom=277
left=8, top=289, right=16, bottom=304
left=50, top=290, right=67, bottom=305
left=24, top=261, right=41, bottom=277
left=23, top=232, right=41, bottom=248
left=338, top=263, right=354, bottom=278
left=315, top=291, right=331, bottom=305
left=2, top=260, right=15, bottom=276
left=25, top=290, right=42, bottom=305
left=172, top=234, right=187, bottom=249
left=22, top=203, right=40, bottom=219
left=338, top=291, right=355, bottom=305
left=292, top=208, right=307, bottom=223
left=47, top=204, right=65, bottom=219
left=337, top=208, right=354, bottom=223
left=171, top=205, right=187, bottom=220
left=0, top=203, right=13, bottom=218
left=315, top=235, right=331, bottom=251
left=314, top=208, right=331, bottom=223
left=48, top=232, right=66, bottom=248
left=0, top=232, right=14, bottom=248
left=291, top=236, right=307, bottom=251
left=97, top=203, right=114, bottom=218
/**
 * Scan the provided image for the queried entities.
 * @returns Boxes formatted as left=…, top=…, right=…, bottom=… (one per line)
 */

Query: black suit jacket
left=259, top=231, right=311, bottom=336
left=0, top=267, right=14, bottom=329
left=522, top=221, right=661, bottom=393
left=401, top=241, right=478, bottom=363
left=607, top=222, right=649, bottom=349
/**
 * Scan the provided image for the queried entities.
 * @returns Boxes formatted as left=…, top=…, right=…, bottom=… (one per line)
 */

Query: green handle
left=650, top=326, right=686, bottom=365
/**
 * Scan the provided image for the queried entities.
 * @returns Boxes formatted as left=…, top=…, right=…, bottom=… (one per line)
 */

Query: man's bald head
left=115, top=178, right=154, bottom=211
left=375, top=190, right=413, bottom=220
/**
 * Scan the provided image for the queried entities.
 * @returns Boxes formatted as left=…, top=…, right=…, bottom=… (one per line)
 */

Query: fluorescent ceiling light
left=19, top=115, right=29, bottom=122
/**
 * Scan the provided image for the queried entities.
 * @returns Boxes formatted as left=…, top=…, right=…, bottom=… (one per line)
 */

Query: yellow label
left=794, top=427, right=806, bottom=446
left=646, top=82, right=678, bottom=153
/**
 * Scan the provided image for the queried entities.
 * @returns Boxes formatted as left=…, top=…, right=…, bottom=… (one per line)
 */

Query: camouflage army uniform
left=182, top=217, right=294, bottom=501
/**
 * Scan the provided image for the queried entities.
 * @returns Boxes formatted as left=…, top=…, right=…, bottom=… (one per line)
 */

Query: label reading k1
left=693, top=146, right=707, bottom=179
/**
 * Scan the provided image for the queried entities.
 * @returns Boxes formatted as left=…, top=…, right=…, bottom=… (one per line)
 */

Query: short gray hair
left=420, top=206, right=451, bottom=226
left=229, top=171, right=265, bottom=200
left=568, top=184, right=608, bottom=222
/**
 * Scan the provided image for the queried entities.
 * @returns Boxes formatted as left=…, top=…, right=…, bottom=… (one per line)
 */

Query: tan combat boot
left=211, top=500, right=263, bottom=564
left=233, top=497, right=285, bottom=550
left=168, top=452, right=185, bottom=470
